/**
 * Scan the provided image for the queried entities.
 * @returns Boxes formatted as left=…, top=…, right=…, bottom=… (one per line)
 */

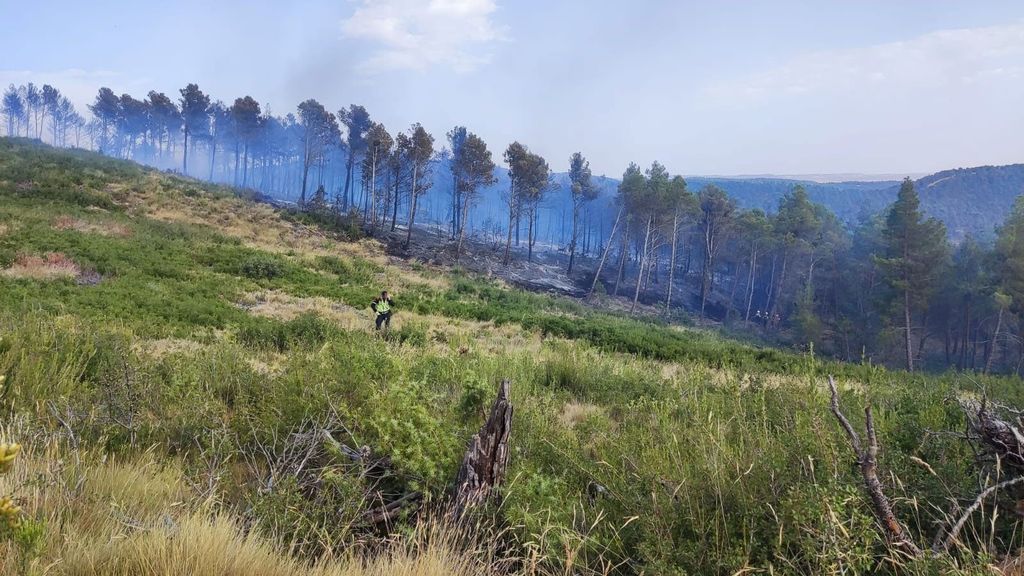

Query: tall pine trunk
left=567, top=201, right=580, bottom=274
left=527, top=208, right=536, bottom=262
left=631, top=216, right=653, bottom=315
left=904, top=286, right=914, bottom=372
left=390, top=175, right=400, bottom=232
left=614, top=220, right=630, bottom=296
left=182, top=129, right=189, bottom=175
left=369, top=147, right=378, bottom=233
left=985, top=306, right=1005, bottom=375
left=405, top=161, right=419, bottom=248
left=665, top=212, right=679, bottom=312
left=744, top=245, right=758, bottom=322
left=503, top=183, right=516, bottom=265
left=456, top=194, right=473, bottom=262
left=589, top=206, right=623, bottom=297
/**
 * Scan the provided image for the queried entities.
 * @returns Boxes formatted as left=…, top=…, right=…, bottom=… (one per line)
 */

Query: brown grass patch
left=122, top=173, right=448, bottom=292
left=240, top=291, right=368, bottom=330
left=2, top=252, right=81, bottom=280
left=558, top=401, right=603, bottom=428
left=53, top=214, right=133, bottom=237
left=133, top=338, right=205, bottom=359
left=0, top=430, right=511, bottom=576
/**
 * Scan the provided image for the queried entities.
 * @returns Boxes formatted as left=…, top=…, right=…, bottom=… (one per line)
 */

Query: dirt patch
left=53, top=215, right=132, bottom=237
left=133, top=338, right=205, bottom=359
left=239, top=291, right=369, bottom=330
left=2, top=252, right=81, bottom=280
left=559, top=401, right=603, bottom=428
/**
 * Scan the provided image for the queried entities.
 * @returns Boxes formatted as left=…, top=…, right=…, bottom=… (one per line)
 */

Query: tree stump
left=451, top=379, right=513, bottom=519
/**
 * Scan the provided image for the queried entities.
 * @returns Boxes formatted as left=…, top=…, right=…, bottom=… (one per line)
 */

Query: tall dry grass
left=0, top=428, right=519, bottom=576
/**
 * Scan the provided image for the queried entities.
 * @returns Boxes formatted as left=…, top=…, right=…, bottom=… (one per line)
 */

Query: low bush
left=239, top=255, right=286, bottom=280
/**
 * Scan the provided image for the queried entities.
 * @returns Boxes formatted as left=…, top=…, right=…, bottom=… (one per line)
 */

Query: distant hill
left=684, top=177, right=897, bottom=223
left=387, top=161, right=1024, bottom=245
left=598, top=165, right=1024, bottom=241
left=906, top=165, right=1024, bottom=240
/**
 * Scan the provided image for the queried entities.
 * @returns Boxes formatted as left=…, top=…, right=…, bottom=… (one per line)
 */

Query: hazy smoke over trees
left=6, top=79, right=1024, bottom=376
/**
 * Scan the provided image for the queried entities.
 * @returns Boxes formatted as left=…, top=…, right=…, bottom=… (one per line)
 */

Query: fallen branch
left=934, top=475, right=1024, bottom=553
left=363, top=490, right=423, bottom=525
left=828, top=376, right=922, bottom=557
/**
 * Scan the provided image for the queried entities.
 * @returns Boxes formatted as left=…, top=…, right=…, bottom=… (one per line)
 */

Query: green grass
left=1, top=138, right=1021, bottom=575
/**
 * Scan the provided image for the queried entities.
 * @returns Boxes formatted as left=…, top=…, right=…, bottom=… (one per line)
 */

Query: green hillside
left=2, top=139, right=1022, bottom=575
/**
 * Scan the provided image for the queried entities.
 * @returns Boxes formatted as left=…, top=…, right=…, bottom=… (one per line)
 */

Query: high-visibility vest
left=375, top=299, right=391, bottom=314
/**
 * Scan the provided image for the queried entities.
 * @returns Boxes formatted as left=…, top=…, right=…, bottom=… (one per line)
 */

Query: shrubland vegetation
left=6, top=80, right=1024, bottom=379
left=4, top=140, right=1024, bottom=574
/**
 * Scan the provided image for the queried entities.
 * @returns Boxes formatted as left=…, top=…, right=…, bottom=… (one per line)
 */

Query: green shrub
left=457, top=378, right=490, bottom=419
left=237, top=314, right=332, bottom=352
left=390, top=321, right=428, bottom=347
left=239, top=256, right=285, bottom=279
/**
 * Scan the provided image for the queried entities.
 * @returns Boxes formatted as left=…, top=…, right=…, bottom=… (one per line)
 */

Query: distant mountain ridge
left=412, top=161, right=1024, bottom=245
left=691, top=172, right=928, bottom=183
left=622, top=164, right=1024, bottom=241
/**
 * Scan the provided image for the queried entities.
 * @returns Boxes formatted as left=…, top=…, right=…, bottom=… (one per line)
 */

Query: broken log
left=828, top=376, right=923, bottom=557
left=959, top=398, right=1024, bottom=473
left=363, top=491, right=423, bottom=525
left=451, top=379, right=513, bottom=519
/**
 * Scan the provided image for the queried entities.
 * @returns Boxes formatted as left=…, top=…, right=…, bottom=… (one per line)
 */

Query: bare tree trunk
left=959, top=297, right=971, bottom=370
left=390, top=176, right=400, bottom=232
left=904, top=287, right=914, bottom=372
left=568, top=201, right=580, bottom=274
left=728, top=262, right=743, bottom=318
left=182, top=129, right=189, bottom=176
left=456, top=194, right=473, bottom=262
left=769, top=248, right=788, bottom=318
left=527, top=207, right=536, bottom=262
left=614, top=219, right=630, bottom=296
left=343, top=155, right=355, bottom=210
left=503, top=183, right=516, bottom=265
left=985, top=306, right=1005, bottom=375
left=405, top=160, right=419, bottom=248
left=665, top=212, right=680, bottom=312
left=589, top=206, right=624, bottom=297
left=744, top=244, right=758, bottom=322
left=369, top=146, right=378, bottom=233
left=631, top=215, right=653, bottom=315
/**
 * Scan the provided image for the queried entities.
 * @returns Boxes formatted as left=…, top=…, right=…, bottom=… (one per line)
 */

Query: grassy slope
left=0, top=138, right=1019, bottom=574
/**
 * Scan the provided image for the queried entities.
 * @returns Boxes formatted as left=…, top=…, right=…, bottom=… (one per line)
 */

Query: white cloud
left=705, top=21, right=1024, bottom=106
left=340, top=0, right=505, bottom=74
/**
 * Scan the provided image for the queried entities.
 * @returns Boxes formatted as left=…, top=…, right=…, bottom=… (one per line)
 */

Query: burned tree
left=452, top=379, right=513, bottom=519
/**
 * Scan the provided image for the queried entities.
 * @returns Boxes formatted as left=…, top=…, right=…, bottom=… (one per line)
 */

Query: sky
left=2, top=0, right=1023, bottom=177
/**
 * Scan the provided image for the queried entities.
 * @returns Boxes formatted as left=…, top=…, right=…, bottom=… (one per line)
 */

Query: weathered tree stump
left=451, top=379, right=513, bottom=519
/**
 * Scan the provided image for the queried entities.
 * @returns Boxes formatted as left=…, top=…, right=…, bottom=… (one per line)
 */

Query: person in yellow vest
left=371, top=290, right=394, bottom=331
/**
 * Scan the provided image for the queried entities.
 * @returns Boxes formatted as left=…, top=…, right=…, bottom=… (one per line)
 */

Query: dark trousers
left=375, top=311, right=392, bottom=330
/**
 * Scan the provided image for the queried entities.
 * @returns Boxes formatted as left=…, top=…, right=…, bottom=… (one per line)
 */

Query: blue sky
left=2, top=1, right=1023, bottom=177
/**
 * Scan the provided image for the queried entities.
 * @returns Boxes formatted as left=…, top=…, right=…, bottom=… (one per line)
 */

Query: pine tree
left=453, top=132, right=496, bottom=261
left=179, top=84, right=211, bottom=176
left=404, top=124, right=434, bottom=249
left=877, top=178, right=948, bottom=371
left=567, top=152, right=597, bottom=274
left=698, top=185, right=736, bottom=318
